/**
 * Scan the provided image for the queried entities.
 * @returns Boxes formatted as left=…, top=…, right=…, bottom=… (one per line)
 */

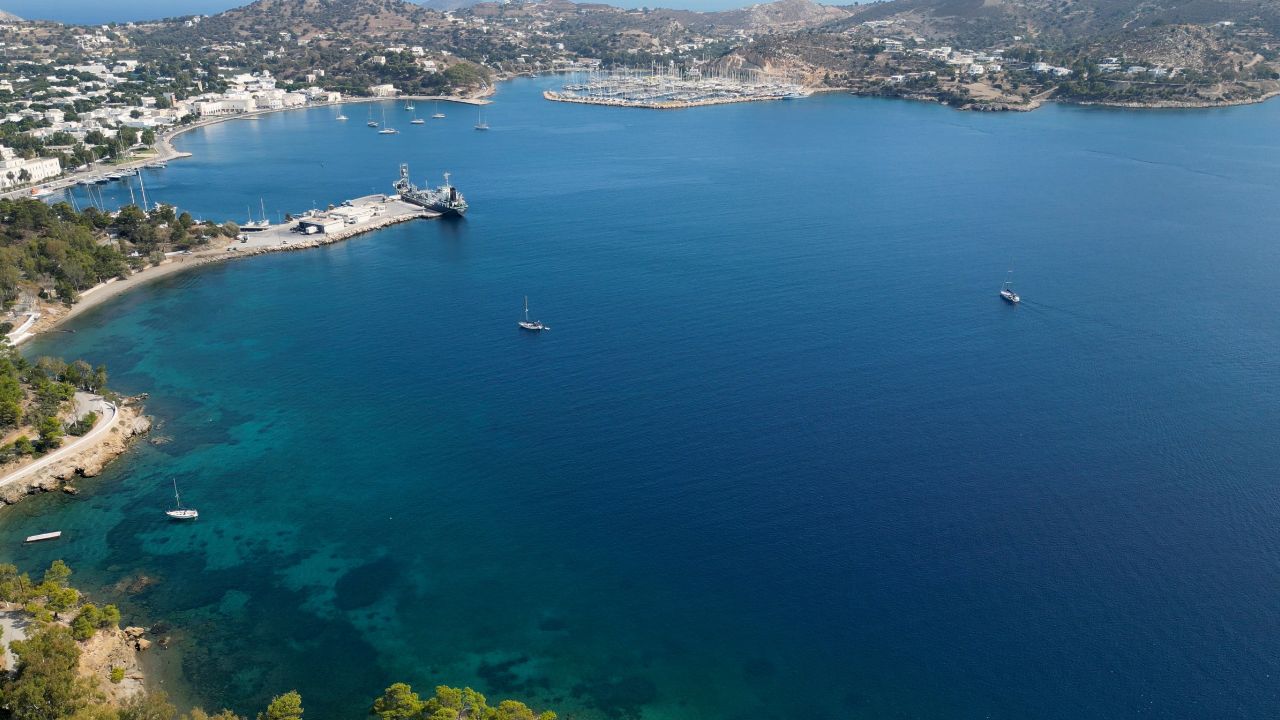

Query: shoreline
left=12, top=91, right=492, bottom=202
left=0, top=400, right=151, bottom=507
left=20, top=198, right=433, bottom=344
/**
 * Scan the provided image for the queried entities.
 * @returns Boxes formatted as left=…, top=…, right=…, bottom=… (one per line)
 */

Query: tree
left=71, top=611, right=97, bottom=641
left=493, top=700, right=556, bottom=720
left=100, top=604, right=121, bottom=628
left=184, top=709, right=244, bottom=720
left=43, top=560, right=72, bottom=588
left=3, top=626, right=100, bottom=720
left=371, top=683, right=424, bottom=720
left=119, top=691, right=178, bottom=720
left=37, top=416, right=64, bottom=451
left=68, top=360, right=92, bottom=389
left=141, top=129, right=156, bottom=146
left=258, top=691, right=303, bottom=720
left=46, top=586, right=79, bottom=614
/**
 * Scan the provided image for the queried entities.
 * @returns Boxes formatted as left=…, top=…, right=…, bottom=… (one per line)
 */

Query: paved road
left=0, top=395, right=119, bottom=492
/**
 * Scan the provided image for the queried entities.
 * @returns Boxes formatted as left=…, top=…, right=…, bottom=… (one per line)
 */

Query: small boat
left=432, top=102, right=446, bottom=119
left=999, top=272, right=1020, bottom=304
left=166, top=478, right=198, bottom=521
left=337, top=113, right=349, bottom=121
left=367, top=120, right=379, bottom=128
left=106, top=173, right=123, bottom=181
left=474, top=107, right=489, bottom=131
left=24, top=531, right=62, bottom=543
left=410, top=117, right=425, bottom=125
left=518, top=296, right=548, bottom=331
left=404, top=102, right=415, bottom=111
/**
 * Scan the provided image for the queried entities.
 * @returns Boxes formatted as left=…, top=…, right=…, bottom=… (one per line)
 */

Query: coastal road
left=0, top=394, right=119, bottom=492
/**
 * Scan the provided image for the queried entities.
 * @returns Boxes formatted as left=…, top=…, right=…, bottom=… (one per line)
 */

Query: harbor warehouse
left=296, top=217, right=345, bottom=234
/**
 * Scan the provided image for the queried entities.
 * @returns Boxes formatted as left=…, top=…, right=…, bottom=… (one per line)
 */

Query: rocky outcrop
left=78, top=627, right=147, bottom=704
left=0, top=403, right=151, bottom=506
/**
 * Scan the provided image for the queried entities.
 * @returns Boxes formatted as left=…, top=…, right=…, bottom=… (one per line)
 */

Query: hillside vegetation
left=0, top=561, right=558, bottom=720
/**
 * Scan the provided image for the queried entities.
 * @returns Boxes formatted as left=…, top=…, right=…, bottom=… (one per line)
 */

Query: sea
left=7, top=77, right=1280, bottom=719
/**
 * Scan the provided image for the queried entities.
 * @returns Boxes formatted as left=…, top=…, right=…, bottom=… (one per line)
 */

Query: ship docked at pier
left=394, top=164, right=468, bottom=217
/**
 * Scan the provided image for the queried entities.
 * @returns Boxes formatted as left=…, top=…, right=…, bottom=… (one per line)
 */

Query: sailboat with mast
left=366, top=105, right=378, bottom=128
left=474, top=106, right=489, bottom=131
left=999, top=271, right=1020, bottom=304
left=244, top=198, right=271, bottom=231
left=518, top=296, right=547, bottom=331
left=410, top=106, right=425, bottom=125
left=432, top=102, right=446, bottom=119
left=165, top=479, right=198, bottom=521
left=378, top=107, right=399, bottom=134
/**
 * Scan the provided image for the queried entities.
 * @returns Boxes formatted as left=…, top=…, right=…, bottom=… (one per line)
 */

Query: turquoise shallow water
left=13, top=79, right=1280, bottom=719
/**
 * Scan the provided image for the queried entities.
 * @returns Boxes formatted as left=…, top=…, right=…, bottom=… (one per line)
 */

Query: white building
left=0, top=147, right=60, bottom=188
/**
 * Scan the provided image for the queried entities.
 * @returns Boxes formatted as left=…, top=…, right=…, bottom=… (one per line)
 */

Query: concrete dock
left=230, top=195, right=438, bottom=254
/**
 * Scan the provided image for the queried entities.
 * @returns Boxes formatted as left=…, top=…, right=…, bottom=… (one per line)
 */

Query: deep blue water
left=12, top=78, right=1280, bottom=719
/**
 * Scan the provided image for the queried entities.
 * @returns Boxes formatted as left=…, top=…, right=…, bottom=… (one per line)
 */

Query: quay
left=231, top=194, right=437, bottom=253
left=545, top=68, right=810, bottom=109
left=543, top=90, right=803, bottom=109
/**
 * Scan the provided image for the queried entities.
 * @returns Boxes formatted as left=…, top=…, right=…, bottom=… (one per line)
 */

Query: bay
left=11, top=78, right=1280, bottom=719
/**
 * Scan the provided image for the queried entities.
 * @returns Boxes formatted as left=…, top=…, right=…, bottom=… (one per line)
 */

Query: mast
left=172, top=478, right=181, bottom=509
left=524, top=296, right=529, bottom=322
left=137, top=168, right=150, bottom=212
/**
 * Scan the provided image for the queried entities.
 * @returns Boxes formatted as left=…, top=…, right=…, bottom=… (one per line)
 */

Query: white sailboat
left=166, top=479, right=198, bottom=521
left=474, top=107, right=489, bottom=131
left=410, top=107, right=425, bottom=124
left=432, top=102, right=446, bottom=119
left=999, top=271, right=1020, bottom=304
left=518, top=296, right=547, bottom=331
left=378, top=108, right=398, bottom=134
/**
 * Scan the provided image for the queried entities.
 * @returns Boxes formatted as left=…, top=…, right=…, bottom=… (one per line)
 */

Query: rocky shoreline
left=0, top=400, right=152, bottom=507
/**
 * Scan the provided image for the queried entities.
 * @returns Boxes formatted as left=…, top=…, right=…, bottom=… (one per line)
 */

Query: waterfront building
left=0, top=147, right=60, bottom=188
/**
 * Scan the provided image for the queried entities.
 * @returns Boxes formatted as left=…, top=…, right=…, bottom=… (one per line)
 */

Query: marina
left=545, top=67, right=811, bottom=109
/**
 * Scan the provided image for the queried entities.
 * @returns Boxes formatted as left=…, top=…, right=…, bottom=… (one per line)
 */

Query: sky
left=1, top=0, right=755, bottom=24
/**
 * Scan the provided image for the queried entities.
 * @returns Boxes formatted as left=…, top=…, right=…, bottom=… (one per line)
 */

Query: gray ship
left=394, top=164, right=468, bottom=217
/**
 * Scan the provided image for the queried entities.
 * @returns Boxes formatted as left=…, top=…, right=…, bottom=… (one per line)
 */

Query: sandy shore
left=21, top=197, right=432, bottom=343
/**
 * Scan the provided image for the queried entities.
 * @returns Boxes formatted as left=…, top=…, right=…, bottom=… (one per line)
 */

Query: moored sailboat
left=166, top=478, right=198, bottom=521
left=518, top=296, right=547, bottom=331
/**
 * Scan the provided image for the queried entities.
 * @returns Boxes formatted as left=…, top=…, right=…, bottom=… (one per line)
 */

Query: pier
left=231, top=194, right=436, bottom=253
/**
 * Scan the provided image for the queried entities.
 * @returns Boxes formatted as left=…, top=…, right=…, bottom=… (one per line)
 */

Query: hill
left=715, top=0, right=1280, bottom=109
left=186, top=0, right=433, bottom=41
